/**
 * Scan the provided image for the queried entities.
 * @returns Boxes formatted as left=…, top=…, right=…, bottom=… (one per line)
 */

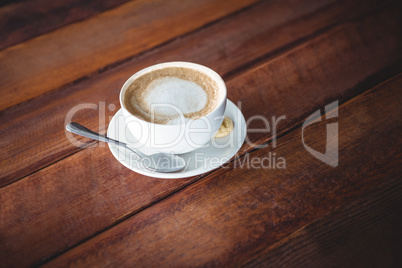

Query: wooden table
left=1, top=0, right=401, bottom=267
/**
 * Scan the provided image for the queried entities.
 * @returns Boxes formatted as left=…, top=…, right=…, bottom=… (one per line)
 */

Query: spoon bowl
left=142, top=153, right=186, bottom=172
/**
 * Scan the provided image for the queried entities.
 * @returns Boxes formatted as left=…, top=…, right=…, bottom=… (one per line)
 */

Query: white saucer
left=107, top=100, right=246, bottom=179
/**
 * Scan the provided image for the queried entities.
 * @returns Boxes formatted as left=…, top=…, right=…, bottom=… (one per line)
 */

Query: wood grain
left=43, top=74, right=402, bottom=267
left=0, top=0, right=129, bottom=50
left=0, top=0, right=259, bottom=111
left=1, top=0, right=399, bottom=186
left=0, top=144, right=200, bottom=268
left=0, top=7, right=400, bottom=266
left=244, top=181, right=402, bottom=267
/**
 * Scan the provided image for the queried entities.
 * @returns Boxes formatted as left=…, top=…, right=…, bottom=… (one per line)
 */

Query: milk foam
left=124, top=67, right=219, bottom=124
left=144, top=77, right=207, bottom=116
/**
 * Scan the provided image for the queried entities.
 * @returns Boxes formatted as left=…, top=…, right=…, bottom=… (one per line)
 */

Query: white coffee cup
left=120, top=62, right=227, bottom=154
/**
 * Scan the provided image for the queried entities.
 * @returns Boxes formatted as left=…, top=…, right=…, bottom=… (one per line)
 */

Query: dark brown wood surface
left=1, top=0, right=397, bottom=185
left=43, top=74, right=402, bottom=267
left=0, top=0, right=401, bottom=267
left=0, top=0, right=258, bottom=111
left=0, top=0, right=129, bottom=50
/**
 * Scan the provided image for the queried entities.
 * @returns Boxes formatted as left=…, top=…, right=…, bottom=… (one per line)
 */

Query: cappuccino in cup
left=120, top=62, right=227, bottom=154
left=124, top=67, right=220, bottom=124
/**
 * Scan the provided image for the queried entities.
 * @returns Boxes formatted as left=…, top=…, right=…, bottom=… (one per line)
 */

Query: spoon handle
left=66, top=122, right=126, bottom=148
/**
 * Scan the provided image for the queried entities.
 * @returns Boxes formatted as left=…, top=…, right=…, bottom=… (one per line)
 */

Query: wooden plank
left=244, top=181, right=402, bottom=267
left=0, top=0, right=259, bottom=111
left=43, top=74, right=402, bottom=267
left=0, top=0, right=398, bottom=186
left=0, top=7, right=400, bottom=266
left=0, top=144, right=200, bottom=268
left=0, top=0, right=129, bottom=50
